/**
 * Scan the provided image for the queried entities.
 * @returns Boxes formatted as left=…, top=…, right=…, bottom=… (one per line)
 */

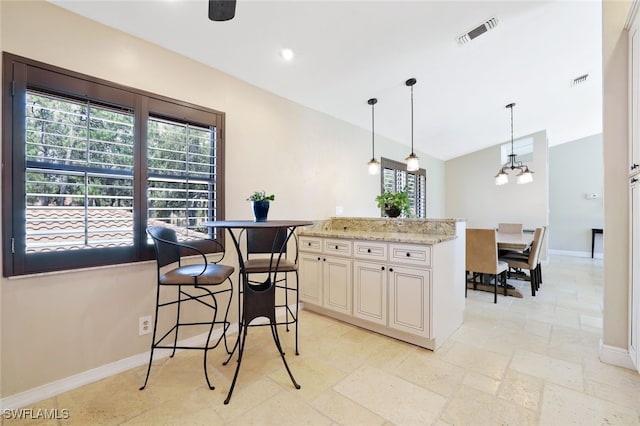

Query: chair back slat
left=246, top=228, right=288, bottom=257
left=526, top=227, right=544, bottom=268
left=466, top=228, right=500, bottom=275
left=147, top=226, right=181, bottom=268
left=498, top=223, right=523, bottom=233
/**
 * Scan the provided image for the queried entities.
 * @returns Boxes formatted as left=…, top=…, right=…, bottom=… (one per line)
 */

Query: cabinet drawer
left=389, top=243, right=431, bottom=267
left=324, top=239, right=352, bottom=257
left=299, top=236, right=322, bottom=253
left=354, top=241, right=388, bottom=261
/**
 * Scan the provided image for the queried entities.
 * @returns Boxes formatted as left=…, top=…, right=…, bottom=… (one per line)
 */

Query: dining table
left=496, top=230, right=534, bottom=252
left=200, top=219, right=312, bottom=404
left=467, top=230, right=535, bottom=298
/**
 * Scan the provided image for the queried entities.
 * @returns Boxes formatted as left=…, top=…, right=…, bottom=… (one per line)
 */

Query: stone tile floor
left=4, top=255, right=640, bottom=425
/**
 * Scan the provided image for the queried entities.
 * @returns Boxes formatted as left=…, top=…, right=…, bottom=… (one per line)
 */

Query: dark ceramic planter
left=252, top=200, right=270, bottom=222
left=384, top=205, right=401, bottom=218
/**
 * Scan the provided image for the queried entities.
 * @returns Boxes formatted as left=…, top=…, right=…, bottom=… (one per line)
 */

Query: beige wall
left=1, top=0, right=635, bottom=401
left=602, top=0, right=633, bottom=350
left=444, top=130, right=549, bottom=231
left=0, top=1, right=446, bottom=398
left=548, top=134, right=604, bottom=255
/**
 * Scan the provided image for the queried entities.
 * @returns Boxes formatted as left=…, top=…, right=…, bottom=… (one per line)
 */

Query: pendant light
left=405, top=78, right=419, bottom=171
left=494, top=103, right=534, bottom=185
left=367, top=98, right=381, bottom=175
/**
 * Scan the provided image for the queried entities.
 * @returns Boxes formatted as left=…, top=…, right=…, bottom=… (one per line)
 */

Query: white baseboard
left=598, top=340, right=637, bottom=370
left=548, top=249, right=603, bottom=259
left=0, top=305, right=296, bottom=410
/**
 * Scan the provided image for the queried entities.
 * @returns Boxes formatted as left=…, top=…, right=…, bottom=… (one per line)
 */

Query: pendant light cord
left=510, top=103, right=514, bottom=155
left=368, top=98, right=378, bottom=159
left=372, top=101, right=375, bottom=157
left=405, top=78, right=417, bottom=156
left=410, top=84, right=414, bottom=155
left=506, top=102, right=516, bottom=167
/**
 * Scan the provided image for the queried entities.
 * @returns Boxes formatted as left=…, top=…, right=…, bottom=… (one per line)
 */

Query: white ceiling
left=50, top=0, right=602, bottom=161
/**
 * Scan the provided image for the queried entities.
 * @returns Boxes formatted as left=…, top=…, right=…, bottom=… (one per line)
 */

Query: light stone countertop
left=298, top=228, right=456, bottom=245
left=298, top=217, right=464, bottom=245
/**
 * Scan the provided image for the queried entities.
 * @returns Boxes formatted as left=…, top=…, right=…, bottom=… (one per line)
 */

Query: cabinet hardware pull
left=381, top=266, right=385, bottom=271
left=317, top=257, right=321, bottom=261
left=335, top=245, right=339, bottom=250
left=389, top=268, right=394, bottom=272
left=308, top=242, right=311, bottom=246
left=633, top=178, right=639, bottom=184
left=367, top=248, right=371, bottom=253
left=406, top=253, right=411, bottom=257
left=632, top=163, right=639, bottom=170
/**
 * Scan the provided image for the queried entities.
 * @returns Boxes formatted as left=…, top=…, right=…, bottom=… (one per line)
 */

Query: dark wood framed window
left=2, top=53, right=225, bottom=276
left=381, top=157, right=426, bottom=218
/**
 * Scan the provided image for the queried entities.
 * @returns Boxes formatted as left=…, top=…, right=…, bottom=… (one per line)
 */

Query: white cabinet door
left=388, top=265, right=431, bottom=338
left=631, top=22, right=640, bottom=176
left=323, top=256, right=352, bottom=315
left=299, top=252, right=323, bottom=305
left=630, top=179, right=640, bottom=372
left=630, top=13, right=640, bottom=374
left=353, top=261, right=387, bottom=325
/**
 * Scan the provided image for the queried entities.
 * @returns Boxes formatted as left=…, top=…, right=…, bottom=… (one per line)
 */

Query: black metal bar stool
left=222, top=225, right=300, bottom=404
left=242, top=227, right=301, bottom=354
left=140, top=226, right=234, bottom=391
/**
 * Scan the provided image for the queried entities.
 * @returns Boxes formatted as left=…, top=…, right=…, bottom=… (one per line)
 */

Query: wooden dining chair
left=498, top=223, right=524, bottom=256
left=500, top=227, right=543, bottom=296
left=465, top=228, right=509, bottom=303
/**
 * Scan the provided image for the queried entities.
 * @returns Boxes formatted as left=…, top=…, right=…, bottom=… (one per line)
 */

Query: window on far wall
left=2, top=53, right=225, bottom=276
left=501, top=136, right=534, bottom=164
left=380, top=157, right=426, bottom=218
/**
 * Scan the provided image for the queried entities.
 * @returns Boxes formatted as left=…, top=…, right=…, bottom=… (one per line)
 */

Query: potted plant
left=375, top=189, right=411, bottom=218
left=247, top=190, right=275, bottom=222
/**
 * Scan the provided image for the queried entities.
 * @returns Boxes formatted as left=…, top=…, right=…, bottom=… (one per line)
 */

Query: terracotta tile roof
left=25, top=207, right=209, bottom=253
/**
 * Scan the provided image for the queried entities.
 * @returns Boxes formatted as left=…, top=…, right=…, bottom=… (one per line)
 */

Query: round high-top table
left=201, top=220, right=312, bottom=404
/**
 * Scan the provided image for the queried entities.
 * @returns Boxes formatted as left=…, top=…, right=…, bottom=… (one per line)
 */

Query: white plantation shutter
left=147, top=117, right=217, bottom=240
left=25, top=90, right=135, bottom=252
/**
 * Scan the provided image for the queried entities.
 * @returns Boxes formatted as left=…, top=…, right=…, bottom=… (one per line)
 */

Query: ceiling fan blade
left=209, top=0, right=236, bottom=21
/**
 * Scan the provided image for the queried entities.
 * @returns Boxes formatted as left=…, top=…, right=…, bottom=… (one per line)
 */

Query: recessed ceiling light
left=280, top=48, right=294, bottom=61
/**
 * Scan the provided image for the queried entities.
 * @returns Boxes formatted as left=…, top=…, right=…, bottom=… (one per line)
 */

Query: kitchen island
left=298, top=217, right=465, bottom=351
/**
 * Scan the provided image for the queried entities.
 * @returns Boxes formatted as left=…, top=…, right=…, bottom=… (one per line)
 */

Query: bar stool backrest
left=147, top=226, right=181, bottom=268
left=246, top=228, right=288, bottom=258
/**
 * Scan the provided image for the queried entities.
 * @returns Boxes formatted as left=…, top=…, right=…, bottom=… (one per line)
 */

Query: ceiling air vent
left=457, top=17, right=499, bottom=46
left=571, top=73, right=589, bottom=86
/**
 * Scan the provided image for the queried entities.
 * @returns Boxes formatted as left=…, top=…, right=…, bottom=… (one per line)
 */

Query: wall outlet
left=139, top=315, right=152, bottom=336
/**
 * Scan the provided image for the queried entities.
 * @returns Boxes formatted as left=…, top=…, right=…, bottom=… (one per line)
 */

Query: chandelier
left=495, top=103, right=533, bottom=185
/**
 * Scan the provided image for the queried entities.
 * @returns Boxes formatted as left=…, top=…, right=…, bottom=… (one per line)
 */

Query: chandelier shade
left=367, top=98, right=380, bottom=175
left=495, top=103, right=533, bottom=185
left=405, top=78, right=419, bottom=172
